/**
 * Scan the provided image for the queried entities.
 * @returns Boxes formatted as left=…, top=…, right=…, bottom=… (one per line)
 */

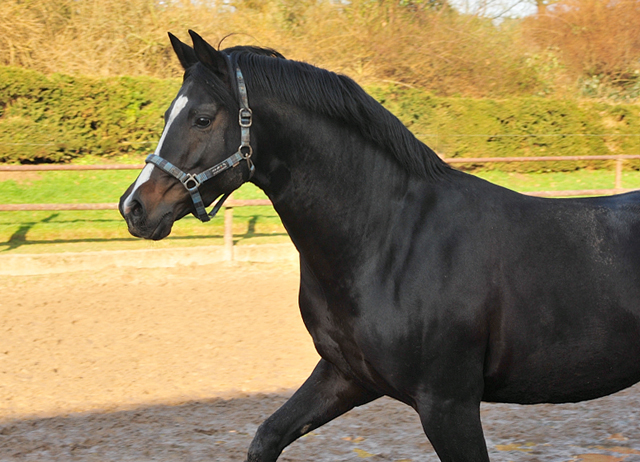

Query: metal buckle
left=182, top=174, right=201, bottom=192
left=239, top=108, right=252, bottom=127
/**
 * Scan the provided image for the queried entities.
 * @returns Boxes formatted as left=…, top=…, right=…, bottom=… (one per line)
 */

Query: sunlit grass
left=2, top=167, right=640, bottom=254
left=0, top=169, right=288, bottom=253
left=475, top=169, right=640, bottom=192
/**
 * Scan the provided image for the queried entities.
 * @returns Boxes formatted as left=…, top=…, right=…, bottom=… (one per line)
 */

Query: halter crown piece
left=145, top=66, right=255, bottom=222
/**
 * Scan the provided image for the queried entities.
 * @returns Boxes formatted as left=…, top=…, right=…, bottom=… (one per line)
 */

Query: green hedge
left=369, top=86, right=640, bottom=171
left=0, top=67, right=179, bottom=163
left=1, top=66, right=639, bottom=171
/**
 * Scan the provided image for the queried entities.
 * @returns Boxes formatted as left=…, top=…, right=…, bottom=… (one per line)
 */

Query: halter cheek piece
left=145, top=67, right=255, bottom=222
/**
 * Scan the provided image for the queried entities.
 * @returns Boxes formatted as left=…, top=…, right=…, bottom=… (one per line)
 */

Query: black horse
left=119, top=31, right=640, bottom=461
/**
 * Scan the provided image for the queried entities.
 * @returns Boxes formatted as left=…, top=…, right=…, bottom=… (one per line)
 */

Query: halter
left=145, top=66, right=254, bottom=222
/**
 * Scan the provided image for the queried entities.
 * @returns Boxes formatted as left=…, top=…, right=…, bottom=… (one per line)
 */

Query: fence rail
left=0, top=163, right=274, bottom=259
left=0, top=199, right=273, bottom=211
left=2, top=154, right=640, bottom=259
left=0, top=164, right=143, bottom=171
left=441, top=154, right=640, bottom=197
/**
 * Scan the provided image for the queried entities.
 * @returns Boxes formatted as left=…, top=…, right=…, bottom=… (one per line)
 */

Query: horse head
left=119, top=31, right=259, bottom=240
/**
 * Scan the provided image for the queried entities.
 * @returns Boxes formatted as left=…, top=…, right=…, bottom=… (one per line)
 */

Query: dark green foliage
left=368, top=85, right=640, bottom=172
left=1, top=67, right=639, bottom=172
left=0, top=66, right=180, bottom=163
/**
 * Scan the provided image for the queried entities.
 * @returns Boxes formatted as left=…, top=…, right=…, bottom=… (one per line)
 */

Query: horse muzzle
left=119, top=189, right=178, bottom=241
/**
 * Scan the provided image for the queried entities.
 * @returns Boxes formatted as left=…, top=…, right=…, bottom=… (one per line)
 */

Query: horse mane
left=225, top=46, right=450, bottom=180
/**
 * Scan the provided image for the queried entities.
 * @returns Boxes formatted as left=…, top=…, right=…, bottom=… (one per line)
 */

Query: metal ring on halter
left=240, top=145, right=253, bottom=158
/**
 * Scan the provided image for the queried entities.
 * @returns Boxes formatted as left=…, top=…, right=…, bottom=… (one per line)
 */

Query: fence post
left=615, top=156, right=624, bottom=192
left=224, top=206, right=234, bottom=261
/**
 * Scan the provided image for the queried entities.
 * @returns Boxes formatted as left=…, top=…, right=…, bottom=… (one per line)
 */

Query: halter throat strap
left=145, top=66, right=254, bottom=222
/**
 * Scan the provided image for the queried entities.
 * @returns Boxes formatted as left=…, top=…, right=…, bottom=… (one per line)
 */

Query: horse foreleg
left=246, top=358, right=380, bottom=462
left=417, top=394, right=489, bottom=462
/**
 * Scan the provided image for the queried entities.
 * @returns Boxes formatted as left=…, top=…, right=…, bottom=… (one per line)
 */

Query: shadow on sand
left=1, top=385, right=640, bottom=462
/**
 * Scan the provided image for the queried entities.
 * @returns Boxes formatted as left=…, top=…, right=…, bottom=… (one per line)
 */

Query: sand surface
left=1, top=261, right=639, bottom=461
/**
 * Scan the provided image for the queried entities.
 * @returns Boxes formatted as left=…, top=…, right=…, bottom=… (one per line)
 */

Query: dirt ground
left=1, top=260, right=639, bottom=461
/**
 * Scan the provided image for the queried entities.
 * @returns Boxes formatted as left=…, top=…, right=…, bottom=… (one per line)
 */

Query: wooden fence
left=0, top=163, right=271, bottom=259
left=2, top=154, right=640, bottom=258
left=441, top=154, right=640, bottom=196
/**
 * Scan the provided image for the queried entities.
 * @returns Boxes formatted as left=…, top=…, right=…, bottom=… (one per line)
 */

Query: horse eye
left=195, top=117, right=212, bottom=128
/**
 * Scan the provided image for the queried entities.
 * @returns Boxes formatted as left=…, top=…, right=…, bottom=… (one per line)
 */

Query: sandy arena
left=0, top=259, right=639, bottom=461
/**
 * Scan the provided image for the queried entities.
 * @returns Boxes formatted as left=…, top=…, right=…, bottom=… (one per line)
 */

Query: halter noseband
left=145, top=66, right=254, bottom=222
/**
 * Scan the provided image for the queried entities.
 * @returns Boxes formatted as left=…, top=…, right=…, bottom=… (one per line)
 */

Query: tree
left=527, top=0, right=640, bottom=83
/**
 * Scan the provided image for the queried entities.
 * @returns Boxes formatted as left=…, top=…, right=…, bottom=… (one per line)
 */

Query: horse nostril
left=130, top=200, right=143, bottom=218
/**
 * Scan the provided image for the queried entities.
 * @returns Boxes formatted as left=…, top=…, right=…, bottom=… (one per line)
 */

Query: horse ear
left=188, top=30, right=229, bottom=82
left=169, top=32, right=197, bottom=70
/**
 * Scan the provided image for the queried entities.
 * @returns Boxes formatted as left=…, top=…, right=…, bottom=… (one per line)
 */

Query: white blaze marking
left=153, top=95, right=189, bottom=158
left=123, top=95, right=189, bottom=212
left=123, top=163, right=154, bottom=213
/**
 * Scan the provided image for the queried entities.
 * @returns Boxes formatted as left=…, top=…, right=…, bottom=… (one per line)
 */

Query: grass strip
left=2, top=167, right=640, bottom=254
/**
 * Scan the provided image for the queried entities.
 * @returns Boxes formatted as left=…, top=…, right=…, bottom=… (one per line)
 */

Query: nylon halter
left=145, top=66, right=254, bottom=222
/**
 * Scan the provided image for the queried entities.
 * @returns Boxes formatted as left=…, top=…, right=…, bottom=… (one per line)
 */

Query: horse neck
left=251, top=101, right=423, bottom=275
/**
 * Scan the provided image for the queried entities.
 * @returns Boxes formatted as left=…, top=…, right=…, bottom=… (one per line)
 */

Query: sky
left=448, top=0, right=538, bottom=18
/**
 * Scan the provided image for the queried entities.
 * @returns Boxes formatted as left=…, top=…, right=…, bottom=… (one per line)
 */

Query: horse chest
left=299, top=290, right=362, bottom=365
left=298, top=267, right=381, bottom=384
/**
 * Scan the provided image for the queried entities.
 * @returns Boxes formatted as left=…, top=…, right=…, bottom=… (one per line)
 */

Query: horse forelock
left=226, top=49, right=450, bottom=180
